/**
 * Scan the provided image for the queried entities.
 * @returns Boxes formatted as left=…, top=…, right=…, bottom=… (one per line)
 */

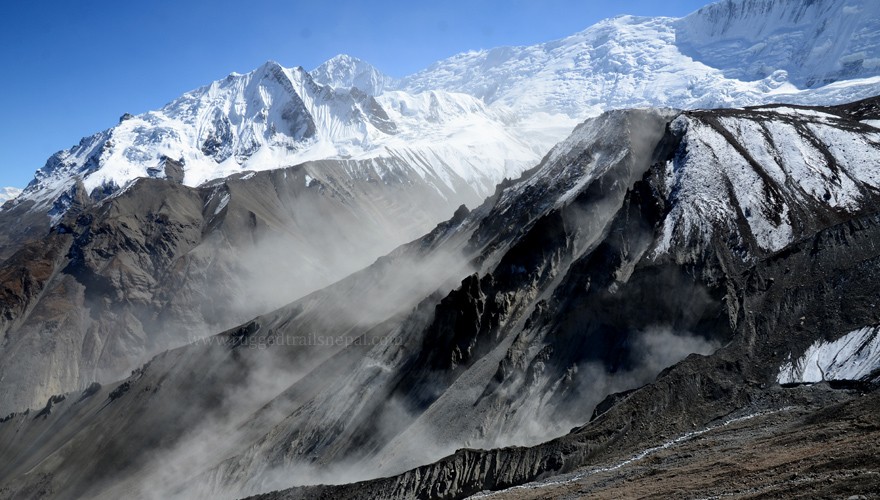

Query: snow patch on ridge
left=777, top=325, right=880, bottom=384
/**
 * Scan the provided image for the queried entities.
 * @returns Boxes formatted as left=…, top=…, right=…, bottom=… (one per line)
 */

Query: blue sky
left=0, top=0, right=710, bottom=188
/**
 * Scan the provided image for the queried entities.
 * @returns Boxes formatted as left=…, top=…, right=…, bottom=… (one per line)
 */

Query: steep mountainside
left=3, top=2, right=880, bottom=414
left=0, top=154, right=493, bottom=414
left=2, top=97, right=880, bottom=500
left=249, top=97, right=880, bottom=500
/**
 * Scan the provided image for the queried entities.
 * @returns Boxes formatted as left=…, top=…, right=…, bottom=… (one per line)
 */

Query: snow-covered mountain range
left=19, top=62, right=537, bottom=224
left=6, top=0, right=880, bottom=221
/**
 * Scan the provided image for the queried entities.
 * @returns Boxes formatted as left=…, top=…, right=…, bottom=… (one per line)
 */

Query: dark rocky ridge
left=256, top=384, right=880, bottom=499
left=1, top=98, right=880, bottom=499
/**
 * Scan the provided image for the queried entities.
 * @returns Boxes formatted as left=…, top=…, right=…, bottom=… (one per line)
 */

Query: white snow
left=0, top=187, right=22, bottom=204
left=777, top=325, right=880, bottom=384
left=655, top=116, right=793, bottom=254
left=763, top=106, right=838, bottom=121
left=402, top=3, right=880, bottom=117
left=8, top=0, right=880, bottom=220
left=761, top=120, right=863, bottom=210
left=213, top=193, right=230, bottom=216
left=863, top=119, right=880, bottom=129
left=807, top=122, right=880, bottom=188
left=674, top=0, right=880, bottom=87
left=654, top=106, right=880, bottom=257
left=310, top=54, right=396, bottom=96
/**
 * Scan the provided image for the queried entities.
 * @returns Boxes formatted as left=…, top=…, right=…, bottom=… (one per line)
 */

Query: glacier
left=777, top=325, right=880, bottom=383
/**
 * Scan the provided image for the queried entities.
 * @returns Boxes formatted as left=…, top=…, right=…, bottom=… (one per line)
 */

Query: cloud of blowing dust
left=93, top=244, right=476, bottom=500
left=211, top=110, right=695, bottom=493
left=234, top=395, right=451, bottom=496
left=125, top=179, right=462, bottom=386
left=254, top=111, right=692, bottom=490
left=494, top=327, right=722, bottom=450
left=581, top=326, right=722, bottom=407
left=478, top=109, right=707, bottom=447
left=631, top=326, right=720, bottom=376
left=86, top=210, right=421, bottom=410
left=61, top=110, right=685, bottom=499
left=97, top=351, right=304, bottom=500
left=269, top=329, right=723, bottom=492
left=188, top=168, right=477, bottom=345
left=191, top=215, right=425, bottom=337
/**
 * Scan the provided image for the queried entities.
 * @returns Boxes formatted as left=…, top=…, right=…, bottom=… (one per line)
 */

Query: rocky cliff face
left=0, top=155, right=488, bottom=414
left=2, top=97, right=880, bottom=499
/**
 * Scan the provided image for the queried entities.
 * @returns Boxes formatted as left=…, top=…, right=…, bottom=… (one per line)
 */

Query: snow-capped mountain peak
left=310, top=54, right=395, bottom=96
left=11, top=55, right=541, bottom=222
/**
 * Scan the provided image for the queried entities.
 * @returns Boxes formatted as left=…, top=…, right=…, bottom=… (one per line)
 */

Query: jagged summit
left=12, top=57, right=537, bottom=223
